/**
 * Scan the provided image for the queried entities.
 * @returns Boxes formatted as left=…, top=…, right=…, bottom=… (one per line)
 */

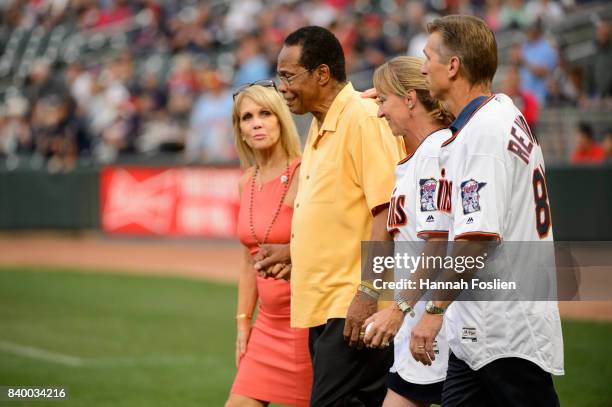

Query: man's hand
left=362, top=304, right=405, bottom=349
left=264, top=262, right=292, bottom=280
left=343, top=291, right=378, bottom=349
left=410, top=313, right=443, bottom=366
left=253, top=244, right=291, bottom=279
left=360, top=87, right=377, bottom=99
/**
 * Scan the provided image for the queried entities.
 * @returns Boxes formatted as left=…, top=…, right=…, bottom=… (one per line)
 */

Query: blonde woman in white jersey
left=361, top=56, right=454, bottom=407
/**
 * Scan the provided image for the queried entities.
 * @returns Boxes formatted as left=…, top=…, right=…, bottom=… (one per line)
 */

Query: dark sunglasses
left=232, top=79, right=278, bottom=100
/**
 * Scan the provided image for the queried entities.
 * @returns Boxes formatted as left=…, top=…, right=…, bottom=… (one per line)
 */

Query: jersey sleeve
left=452, top=153, right=507, bottom=240
left=415, top=153, right=450, bottom=240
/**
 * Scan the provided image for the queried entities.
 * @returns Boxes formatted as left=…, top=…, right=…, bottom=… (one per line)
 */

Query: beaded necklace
left=249, top=161, right=290, bottom=247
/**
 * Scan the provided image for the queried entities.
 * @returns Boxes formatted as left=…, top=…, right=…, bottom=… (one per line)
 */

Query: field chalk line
left=0, top=340, right=210, bottom=368
left=0, top=340, right=84, bottom=367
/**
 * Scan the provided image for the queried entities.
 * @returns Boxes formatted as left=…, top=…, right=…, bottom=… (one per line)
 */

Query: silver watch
left=396, top=300, right=415, bottom=317
left=425, top=301, right=446, bottom=315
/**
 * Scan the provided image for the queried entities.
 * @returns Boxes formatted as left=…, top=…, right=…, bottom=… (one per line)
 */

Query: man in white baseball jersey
left=410, top=15, right=564, bottom=406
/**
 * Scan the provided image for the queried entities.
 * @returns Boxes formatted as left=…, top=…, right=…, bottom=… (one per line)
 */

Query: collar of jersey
left=449, top=95, right=490, bottom=133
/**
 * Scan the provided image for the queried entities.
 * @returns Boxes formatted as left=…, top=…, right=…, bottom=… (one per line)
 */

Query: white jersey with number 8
left=439, top=93, right=564, bottom=375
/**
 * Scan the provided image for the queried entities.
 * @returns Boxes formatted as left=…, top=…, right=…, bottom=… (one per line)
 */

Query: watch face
left=426, top=302, right=444, bottom=314
left=397, top=301, right=415, bottom=317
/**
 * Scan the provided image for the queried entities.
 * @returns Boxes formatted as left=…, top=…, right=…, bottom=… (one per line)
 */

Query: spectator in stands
left=0, top=1, right=24, bottom=30
left=525, top=0, right=564, bottom=29
left=223, top=0, right=263, bottom=38
left=131, top=2, right=166, bottom=56
left=329, top=14, right=358, bottom=71
left=585, top=20, right=612, bottom=100
left=500, top=65, right=539, bottom=129
left=354, top=13, right=389, bottom=71
left=233, top=35, right=271, bottom=87
left=99, top=97, right=139, bottom=157
left=306, top=0, right=337, bottom=27
left=25, top=58, right=68, bottom=109
left=134, top=70, right=168, bottom=115
left=546, top=47, right=580, bottom=107
left=86, top=65, right=133, bottom=163
left=0, top=96, right=33, bottom=158
left=405, top=1, right=428, bottom=58
left=512, top=18, right=558, bottom=105
left=30, top=93, right=78, bottom=172
left=483, top=0, right=503, bottom=32
left=93, top=0, right=132, bottom=30
left=185, top=69, right=235, bottom=163
left=167, top=3, right=217, bottom=54
left=168, top=54, right=199, bottom=95
left=499, top=0, right=530, bottom=30
left=62, top=63, right=93, bottom=156
left=135, top=70, right=183, bottom=156
left=571, top=122, right=605, bottom=164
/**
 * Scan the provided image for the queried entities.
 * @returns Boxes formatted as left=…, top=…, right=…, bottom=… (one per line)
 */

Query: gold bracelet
left=235, top=313, right=251, bottom=320
left=357, top=284, right=380, bottom=300
left=360, top=280, right=380, bottom=293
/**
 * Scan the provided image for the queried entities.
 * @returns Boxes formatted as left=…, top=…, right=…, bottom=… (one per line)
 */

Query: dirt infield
left=0, top=233, right=242, bottom=282
left=1, top=233, right=610, bottom=322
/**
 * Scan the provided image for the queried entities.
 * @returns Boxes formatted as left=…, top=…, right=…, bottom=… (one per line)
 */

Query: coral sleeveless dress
left=231, top=158, right=312, bottom=406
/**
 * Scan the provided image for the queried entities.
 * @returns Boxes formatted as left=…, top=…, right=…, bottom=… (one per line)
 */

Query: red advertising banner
left=100, top=166, right=242, bottom=238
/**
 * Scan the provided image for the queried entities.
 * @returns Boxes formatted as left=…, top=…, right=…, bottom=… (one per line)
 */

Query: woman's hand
left=235, top=319, right=252, bottom=368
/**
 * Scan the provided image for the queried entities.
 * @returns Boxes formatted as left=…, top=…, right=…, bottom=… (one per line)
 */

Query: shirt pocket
left=309, top=164, right=338, bottom=203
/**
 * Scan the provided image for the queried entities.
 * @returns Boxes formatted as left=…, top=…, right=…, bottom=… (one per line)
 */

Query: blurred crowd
left=0, top=0, right=611, bottom=171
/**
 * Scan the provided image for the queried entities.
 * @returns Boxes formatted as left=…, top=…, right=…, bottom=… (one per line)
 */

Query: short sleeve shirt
left=290, top=82, right=404, bottom=328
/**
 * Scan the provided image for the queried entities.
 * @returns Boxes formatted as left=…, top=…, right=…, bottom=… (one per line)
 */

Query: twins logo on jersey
left=437, top=168, right=452, bottom=213
left=419, top=178, right=437, bottom=212
left=387, top=188, right=407, bottom=235
left=460, top=179, right=487, bottom=214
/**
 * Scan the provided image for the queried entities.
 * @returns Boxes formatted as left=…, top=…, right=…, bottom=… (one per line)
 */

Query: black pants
left=442, top=352, right=560, bottom=407
left=308, top=318, right=394, bottom=407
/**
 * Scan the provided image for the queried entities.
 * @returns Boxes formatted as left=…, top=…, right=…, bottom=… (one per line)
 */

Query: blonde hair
left=427, top=15, right=497, bottom=88
left=232, top=85, right=301, bottom=167
left=373, top=56, right=454, bottom=126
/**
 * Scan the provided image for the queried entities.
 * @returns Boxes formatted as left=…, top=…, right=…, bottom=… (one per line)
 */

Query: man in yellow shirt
left=256, top=26, right=403, bottom=406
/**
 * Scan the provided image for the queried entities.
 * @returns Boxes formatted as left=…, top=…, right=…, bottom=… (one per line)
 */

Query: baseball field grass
left=0, top=267, right=610, bottom=407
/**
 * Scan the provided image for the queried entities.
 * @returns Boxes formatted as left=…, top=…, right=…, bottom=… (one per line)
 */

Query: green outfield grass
left=0, top=267, right=610, bottom=407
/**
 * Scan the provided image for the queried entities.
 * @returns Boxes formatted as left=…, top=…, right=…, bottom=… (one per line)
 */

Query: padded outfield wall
left=0, top=165, right=610, bottom=241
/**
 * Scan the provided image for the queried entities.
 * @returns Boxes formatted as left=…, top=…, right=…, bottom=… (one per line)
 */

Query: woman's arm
left=235, top=168, right=258, bottom=367
left=235, top=246, right=258, bottom=367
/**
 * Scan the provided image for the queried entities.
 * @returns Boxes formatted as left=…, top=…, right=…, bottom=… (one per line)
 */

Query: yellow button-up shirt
left=290, top=82, right=404, bottom=328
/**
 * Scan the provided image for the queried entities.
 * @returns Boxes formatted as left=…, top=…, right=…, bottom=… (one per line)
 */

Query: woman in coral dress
left=225, top=81, right=312, bottom=407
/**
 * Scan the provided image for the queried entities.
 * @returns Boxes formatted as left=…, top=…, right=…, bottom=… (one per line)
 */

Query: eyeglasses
left=233, top=79, right=278, bottom=100
left=277, top=68, right=313, bottom=86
